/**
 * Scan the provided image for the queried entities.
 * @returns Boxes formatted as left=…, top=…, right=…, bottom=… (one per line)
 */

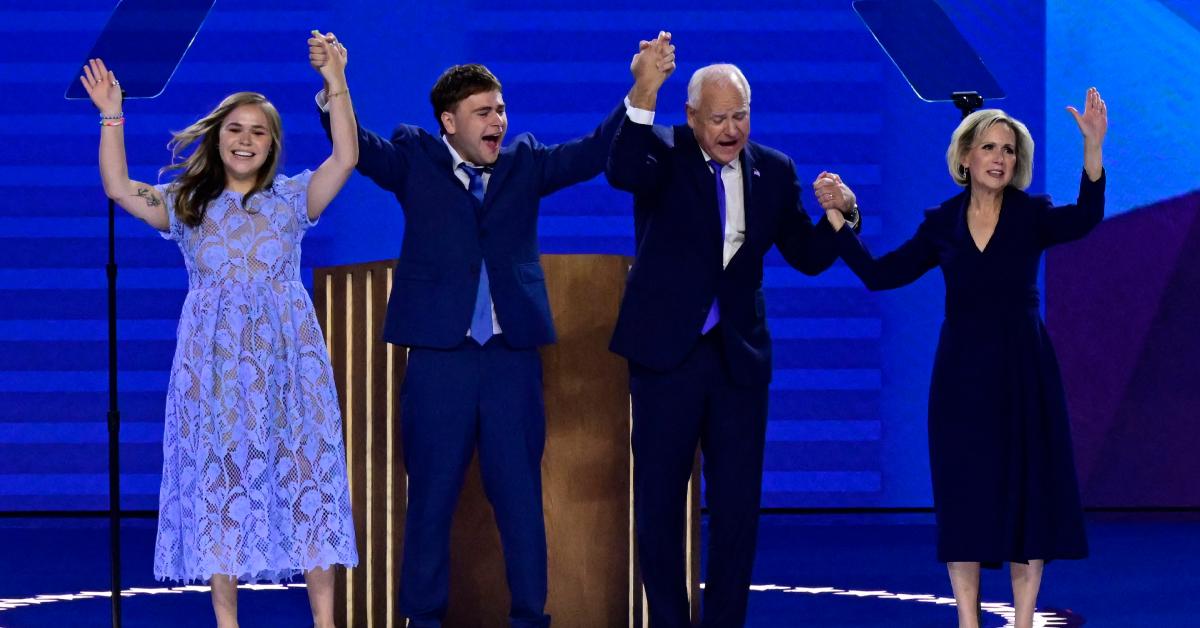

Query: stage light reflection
left=1, top=581, right=1085, bottom=627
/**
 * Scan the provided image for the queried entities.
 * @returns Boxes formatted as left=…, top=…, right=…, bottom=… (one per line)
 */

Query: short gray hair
left=686, top=64, right=752, bottom=109
left=946, top=108, right=1034, bottom=190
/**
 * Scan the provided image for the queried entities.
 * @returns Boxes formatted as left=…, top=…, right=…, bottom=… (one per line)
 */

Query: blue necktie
left=701, top=160, right=726, bottom=334
left=460, top=163, right=493, bottom=344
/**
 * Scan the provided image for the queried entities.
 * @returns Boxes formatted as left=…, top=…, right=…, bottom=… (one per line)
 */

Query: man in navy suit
left=609, top=37, right=860, bottom=627
left=313, top=35, right=663, bottom=628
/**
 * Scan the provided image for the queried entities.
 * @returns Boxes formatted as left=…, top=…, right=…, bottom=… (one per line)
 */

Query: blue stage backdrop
left=10, top=0, right=1189, bottom=512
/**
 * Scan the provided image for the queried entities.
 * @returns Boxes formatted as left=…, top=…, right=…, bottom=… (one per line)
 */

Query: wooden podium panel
left=314, top=259, right=404, bottom=628
left=315, top=254, right=700, bottom=627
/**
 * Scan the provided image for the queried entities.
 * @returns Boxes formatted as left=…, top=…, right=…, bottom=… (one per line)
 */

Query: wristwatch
left=844, top=203, right=860, bottom=229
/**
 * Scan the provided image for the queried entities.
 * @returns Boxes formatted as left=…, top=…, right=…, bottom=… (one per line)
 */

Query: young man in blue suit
left=609, top=37, right=860, bottom=627
left=312, top=35, right=663, bottom=628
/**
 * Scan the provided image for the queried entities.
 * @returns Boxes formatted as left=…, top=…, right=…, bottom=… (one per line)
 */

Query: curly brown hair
left=160, top=92, right=283, bottom=227
left=429, top=64, right=502, bottom=135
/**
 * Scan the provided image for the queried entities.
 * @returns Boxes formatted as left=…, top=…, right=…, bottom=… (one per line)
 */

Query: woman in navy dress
left=813, top=88, right=1107, bottom=628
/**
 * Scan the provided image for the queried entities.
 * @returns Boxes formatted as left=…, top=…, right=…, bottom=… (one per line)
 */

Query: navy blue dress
left=836, top=171, right=1104, bottom=565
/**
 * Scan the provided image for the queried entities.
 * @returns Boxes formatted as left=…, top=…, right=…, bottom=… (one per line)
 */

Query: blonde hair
left=161, top=92, right=283, bottom=226
left=946, top=108, right=1034, bottom=190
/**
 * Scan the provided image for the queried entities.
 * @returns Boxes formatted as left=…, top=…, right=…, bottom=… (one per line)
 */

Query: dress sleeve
left=153, top=183, right=183, bottom=242
left=1038, top=169, right=1106, bottom=248
left=274, top=170, right=317, bottom=231
left=836, top=210, right=940, bottom=291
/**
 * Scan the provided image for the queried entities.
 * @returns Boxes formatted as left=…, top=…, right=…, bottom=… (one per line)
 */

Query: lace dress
left=152, top=171, right=358, bottom=583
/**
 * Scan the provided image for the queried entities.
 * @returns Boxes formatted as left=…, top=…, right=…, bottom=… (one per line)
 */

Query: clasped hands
left=813, top=172, right=857, bottom=231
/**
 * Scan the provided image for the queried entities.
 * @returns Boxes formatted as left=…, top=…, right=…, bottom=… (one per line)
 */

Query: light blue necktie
left=701, top=160, right=726, bottom=334
left=460, top=163, right=493, bottom=344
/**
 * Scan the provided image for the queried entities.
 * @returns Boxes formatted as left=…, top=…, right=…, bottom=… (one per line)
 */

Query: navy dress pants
left=399, top=337, right=550, bottom=628
left=631, top=330, right=770, bottom=628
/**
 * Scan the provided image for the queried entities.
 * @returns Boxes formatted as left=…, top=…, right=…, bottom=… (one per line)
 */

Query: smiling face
left=686, top=78, right=750, bottom=166
left=442, top=89, right=507, bottom=166
left=962, top=122, right=1017, bottom=193
left=218, top=103, right=273, bottom=187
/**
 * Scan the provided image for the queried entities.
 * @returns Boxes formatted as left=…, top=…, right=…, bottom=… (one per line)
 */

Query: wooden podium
left=314, top=254, right=701, bottom=627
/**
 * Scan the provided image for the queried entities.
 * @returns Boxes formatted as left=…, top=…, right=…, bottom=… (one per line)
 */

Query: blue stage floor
left=1, top=513, right=1196, bottom=627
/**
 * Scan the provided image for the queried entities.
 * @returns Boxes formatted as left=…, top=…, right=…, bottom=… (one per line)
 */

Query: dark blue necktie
left=702, top=160, right=726, bottom=334
left=460, top=163, right=493, bottom=344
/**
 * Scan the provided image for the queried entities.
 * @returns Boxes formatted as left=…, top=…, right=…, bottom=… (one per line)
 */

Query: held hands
left=812, top=171, right=856, bottom=231
left=80, top=58, right=123, bottom=116
left=630, top=31, right=675, bottom=92
left=309, top=30, right=349, bottom=90
left=1067, top=86, right=1107, bottom=146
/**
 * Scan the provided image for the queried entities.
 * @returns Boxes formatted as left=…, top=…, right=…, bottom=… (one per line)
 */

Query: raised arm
left=306, top=31, right=358, bottom=220
left=605, top=32, right=676, bottom=194
left=627, top=32, right=675, bottom=114
left=537, top=32, right=674, bottom=196
left=1067, top=86, right=1106, bottom=183
left=80, top=58, right=168, bottom=231
left=314, top=50, right=407, bottom=196
left=1039, top=87, right=1108, bottom=246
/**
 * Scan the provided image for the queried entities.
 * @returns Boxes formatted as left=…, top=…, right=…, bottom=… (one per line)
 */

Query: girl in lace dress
left=80, top=32, right=358, bottom=628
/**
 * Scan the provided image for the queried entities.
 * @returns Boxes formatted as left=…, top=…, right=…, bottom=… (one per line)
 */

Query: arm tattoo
left=134, top=187, right=162, bottom=208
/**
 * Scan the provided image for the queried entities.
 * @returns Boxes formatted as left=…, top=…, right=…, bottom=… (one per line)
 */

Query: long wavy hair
left=160, top=92, right=283, bottom=227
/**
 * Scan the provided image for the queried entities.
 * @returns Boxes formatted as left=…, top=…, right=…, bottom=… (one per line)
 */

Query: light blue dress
left=152, top=170, right=357, bottom=583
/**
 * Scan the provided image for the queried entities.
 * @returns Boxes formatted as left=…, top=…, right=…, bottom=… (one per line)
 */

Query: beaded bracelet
left=100, top=118, right=125, bottom=127
left=327, top=89, right=348, bottom=99
left=100, top=112, right=124, bottom=120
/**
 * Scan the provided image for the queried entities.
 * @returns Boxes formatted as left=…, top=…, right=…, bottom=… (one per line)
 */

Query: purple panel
left=1047, top=192, right=1200, bottom=507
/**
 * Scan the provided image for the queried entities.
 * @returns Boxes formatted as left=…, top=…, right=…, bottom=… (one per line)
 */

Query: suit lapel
left=723, top=145, right=761, bottom=269
left=426, top=135, right=462, bottom=188
left=677, top=126, right=726, bottom=260
left=740, top=146, right=757, bottom=246
left=425, top=136, right=486, bottom=229
left=480, top=149, right=514, bottom=221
